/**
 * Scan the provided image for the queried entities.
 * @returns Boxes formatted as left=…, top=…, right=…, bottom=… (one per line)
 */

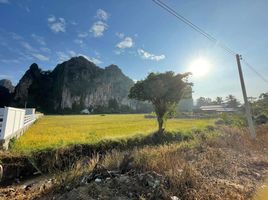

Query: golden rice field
left=12, top=114, right=215, bottom=152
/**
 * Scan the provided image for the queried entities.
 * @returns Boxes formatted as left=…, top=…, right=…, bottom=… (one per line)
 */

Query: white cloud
left=20, top=41, right=36, bottom=52
left=32, top=53, right=49, bottom=61
left=94, top=51, right=100, bottom=57
left=47, top=15, right=56, bottom=22
left=0, top=0, right=9, bottom=4
left=25, top=6, right=30, bottom=12
left=56, top=51, right=102, bottom=65
left=40, top=47, right=51, bottom=53
left=89, top=9, right=109, bottom=38
left=80, top=54, right=102, bottom=65
left=74, top=39, right=83, bottom=45
left=0, top=74, right=9, bottom=79
left=96, top=9, right=109, bottom=21
left=48, top=16, right=66, bottom=33
left=137, top=49, right=165, bottom=61
left=11, top=32, right=23, bottom=40
left=68, top=50, right=76, bottom=57
left=70, top=20, right=78, bottom=26
left=90, top=21, right=108, bottom=37
left=89, top=57, right=102, bottom=65
left=116, top=32, right=125, bottom=39
left=78, top=32, right=88, bottom=38
left=0, top=59, right=19, bottom=64
left=56, top=51, right=69, bottom=62
left=31, top=34, right=46, bottom=46
left=116, top=37, right=134, bottom=49
left=18, top=52, right=33, bottom=61
left=114, top=50, right=122, bottom=55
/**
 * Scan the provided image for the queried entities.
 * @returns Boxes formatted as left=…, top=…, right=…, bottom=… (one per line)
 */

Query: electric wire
left=152, top=0, right=268, bottom=85
left=242, top=59, right=268, bottom=84
left=152, top=0, right=237, bottom=56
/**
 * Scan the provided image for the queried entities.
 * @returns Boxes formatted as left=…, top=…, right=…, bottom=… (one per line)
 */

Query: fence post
left=1, top=107, right=9, bottom=140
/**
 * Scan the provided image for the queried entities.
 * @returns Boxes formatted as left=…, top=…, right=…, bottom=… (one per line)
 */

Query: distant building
left=200, top=105, right=237, bottom=112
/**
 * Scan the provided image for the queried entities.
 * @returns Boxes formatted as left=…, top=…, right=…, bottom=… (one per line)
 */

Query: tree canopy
left=225, top=94, right=240, bottom=108
left=129, top=71, right=192, bottom=132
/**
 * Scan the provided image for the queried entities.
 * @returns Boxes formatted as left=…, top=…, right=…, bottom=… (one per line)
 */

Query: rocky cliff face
left=13, top=56, right=135, bottom=113
left=13, top=63, right=41, bottom=106
left=0, top=79, right=14, bottom=93
left=0, top=79, right=14, bottom=107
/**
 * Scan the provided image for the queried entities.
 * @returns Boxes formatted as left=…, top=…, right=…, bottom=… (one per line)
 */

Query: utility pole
left=236, top=54, right=256, bottom=139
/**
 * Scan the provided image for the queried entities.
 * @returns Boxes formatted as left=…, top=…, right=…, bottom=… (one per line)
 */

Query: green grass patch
left=11, top=114, right=215, bottom=153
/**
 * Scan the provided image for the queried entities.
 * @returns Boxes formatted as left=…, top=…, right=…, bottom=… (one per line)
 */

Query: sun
left=189, top=57, right=211, bottom=77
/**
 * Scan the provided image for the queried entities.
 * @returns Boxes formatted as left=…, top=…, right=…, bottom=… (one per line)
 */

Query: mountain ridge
left=11, top=56, right=139, bottom=113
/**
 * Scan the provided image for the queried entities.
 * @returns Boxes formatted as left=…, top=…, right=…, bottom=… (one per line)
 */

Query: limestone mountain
left=0, top=79, right=14, bottom=93
left=0, top=79, right=14, bottom=107
left=13, top=56, right=136, bottom=113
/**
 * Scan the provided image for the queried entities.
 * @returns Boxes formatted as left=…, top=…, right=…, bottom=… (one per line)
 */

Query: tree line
left=195, top=95, right=240, bottom=108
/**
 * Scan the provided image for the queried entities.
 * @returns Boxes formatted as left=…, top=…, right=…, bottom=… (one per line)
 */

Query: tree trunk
left=157, top=116, right=164, bottom=133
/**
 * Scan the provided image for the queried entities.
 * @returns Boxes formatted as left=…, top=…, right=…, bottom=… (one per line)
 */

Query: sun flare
left=189, top=57, right=211, bottom=77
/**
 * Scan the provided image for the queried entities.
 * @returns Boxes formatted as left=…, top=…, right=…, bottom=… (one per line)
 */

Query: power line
left=152, top=0, right=268, bottom=85
left=242, top=59, right=268, bottom=84
left=152, top=0, right=237, bottom=56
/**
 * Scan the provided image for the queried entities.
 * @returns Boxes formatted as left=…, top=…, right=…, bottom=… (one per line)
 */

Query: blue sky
left=0, top=0, right=267, bottom=101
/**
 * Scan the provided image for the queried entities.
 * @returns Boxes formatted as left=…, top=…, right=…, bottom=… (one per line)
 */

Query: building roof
left=200, top=105, right=237, bottom=112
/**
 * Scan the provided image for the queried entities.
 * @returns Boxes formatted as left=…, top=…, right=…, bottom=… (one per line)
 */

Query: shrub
left=255, top=114, right=268, bottom=125
left=219, top=113, right=247, bottom=127
left=215, top=118, right=225, bottom=125
left=8, top=137, right=17, bottom=149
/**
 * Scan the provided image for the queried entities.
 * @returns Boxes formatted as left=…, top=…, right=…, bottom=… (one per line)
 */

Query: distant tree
left=196, top=97, right=206, bottom=108
left=251, top=92, right=268, bottom=116
left=129, top=71, right=192, bottom=133
left=259, top=92, right=268, bottom=107
left=215, top=96, right=223, bottom=105
left=226, top=95, right=240, bottom=108
left=247, top=96, right=257, bottom=104
left=196, top=97, right=212, bottom=108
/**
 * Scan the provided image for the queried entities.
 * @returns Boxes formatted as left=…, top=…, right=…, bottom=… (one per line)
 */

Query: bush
left=206, top=125, right=215, bottom=131
left=219, top=113, right=247, bottom=127
left=255, top=114, right=268, bottom=125
left=8, top=137, right=17, bottom=149
left=215, top=119, right=225, bottom=125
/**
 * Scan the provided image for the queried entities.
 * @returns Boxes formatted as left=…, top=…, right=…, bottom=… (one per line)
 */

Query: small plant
left=8, top=137, right=17, bottom=149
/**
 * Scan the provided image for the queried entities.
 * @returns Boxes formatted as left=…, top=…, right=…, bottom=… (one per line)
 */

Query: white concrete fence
left=0, top=107, right=43, bottom=149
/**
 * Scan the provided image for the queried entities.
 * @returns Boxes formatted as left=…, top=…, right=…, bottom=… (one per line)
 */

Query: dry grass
left=12, top=114, right=214, bottom=152
left=1, top=125, right=267, bottom=200
left=96, top=125, right=268, bottom=200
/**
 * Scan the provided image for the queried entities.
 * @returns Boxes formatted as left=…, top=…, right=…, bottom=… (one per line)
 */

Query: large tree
left=129, top=71, right=192, bottom=132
